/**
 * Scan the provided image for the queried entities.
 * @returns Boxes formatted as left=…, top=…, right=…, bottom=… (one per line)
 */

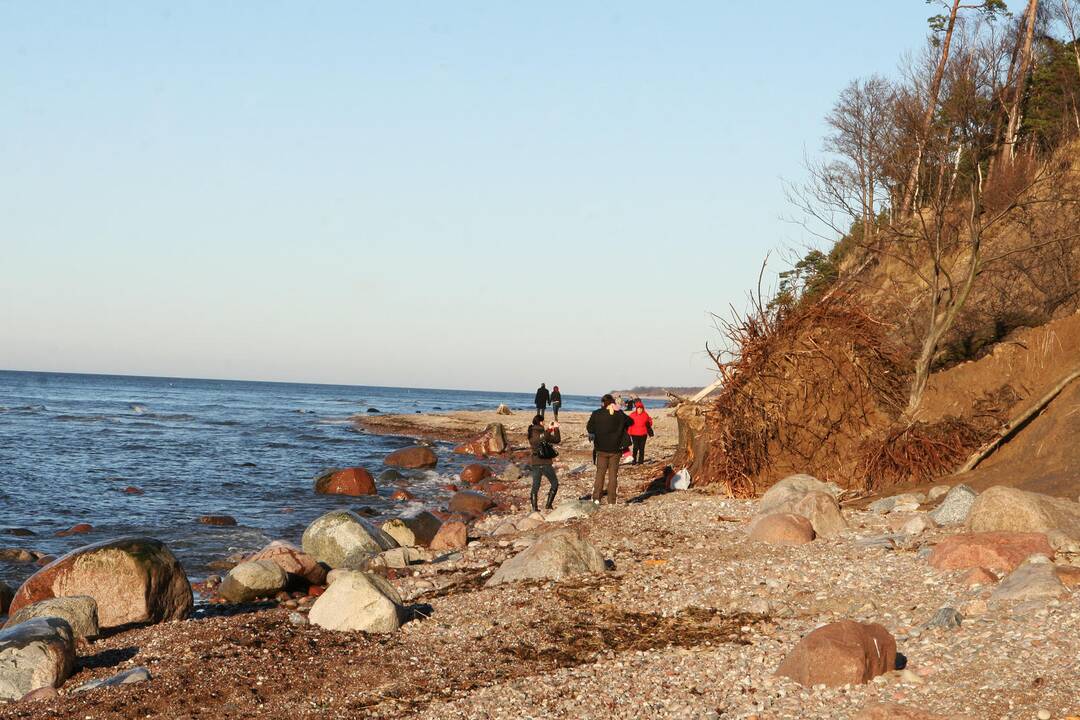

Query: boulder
left=381, top=519, right=417, bottom=547
left=363, top=546, right=434, bottom=570
left=928, top=532, right=1054, bottom=573
left=460, top=464, right=494, bottom=485
left=792, top=491, right=847, bottom=538
left=496, top=404, right=512, bottom=415
left=378, top=468, right=406, bottom=484
left=301, top=510, right=399, bottom=569
left=3, top=596, right=99, bottom=640
left=517, top=512, right=548, bottom=531
left=384, top=447, right=438, bottom=469
left=757, top=474, right=840, bottom=516
left=748, top=513, right=816, bottom=546
left=988, top=558, right=1068, bottom=607
left=429, top=521, right=467, bottom=551
left=307, top=571, right=405, bottom=633
left=55, top=523, right=93, bottom=537
left=487, top=528, right=605, bottom=586
left=500, top=464, right=523, bottom=483
left=8, top=536, right=193, bottom=629
left=900, top=514, right=937, bottom=536
left=959, top=567, right=999, bottom=587
left=453, top=423, right=508, bottom=457
left=927, top=485, right=951, bottom=502
left=928, top=484, right=977, bottom=525
left=449, top=490, right=495, bottom=515
left=1054, top=565, right=1080, bottom=589
left=402, top=512, right=444, bottom=547
left=775, top=620, right=896, bottom=687
left=219, top=560, right=288, bottom=603
left=0, top=549, right=35, bottom=563
left=198, top=515, right=238, bottom=526
left=967, top=486, right=1080, bottom=539
left=313, top=467, right=377, bottom=496
left=391, top=489, right=416, bottom=502
left=867, top=493, right=924, bottom=514
left=0, top=617, right=75, bottom=701
left=545, top=499, right=598, bottom=523
left=246, top=540, right=326, bottom=585
left=0, top=582, right=12, bottom=615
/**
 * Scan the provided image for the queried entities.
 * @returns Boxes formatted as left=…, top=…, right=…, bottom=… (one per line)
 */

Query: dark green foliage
left=1020, top=38, right=1080, bottom=152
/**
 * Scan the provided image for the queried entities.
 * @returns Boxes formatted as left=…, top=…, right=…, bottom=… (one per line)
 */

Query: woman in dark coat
left=527, top=414, right=561, bottom=511
left=550, top=386, right=562, bottom=420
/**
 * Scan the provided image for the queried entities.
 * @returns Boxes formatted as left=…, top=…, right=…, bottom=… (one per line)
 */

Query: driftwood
left=957, top=365, right=1080, bottom=473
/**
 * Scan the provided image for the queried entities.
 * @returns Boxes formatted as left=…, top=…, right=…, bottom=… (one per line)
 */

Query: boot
left=530, top=489, right=539, bottom=513
left=545, top=488, right=557, bottom=510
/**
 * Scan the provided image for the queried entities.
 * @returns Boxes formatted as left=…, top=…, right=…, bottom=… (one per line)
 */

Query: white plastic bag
left=668, top=468, right=691, bottom=491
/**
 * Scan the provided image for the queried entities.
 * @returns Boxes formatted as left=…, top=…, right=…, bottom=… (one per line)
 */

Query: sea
left=0, top=370, right=598, bottom=586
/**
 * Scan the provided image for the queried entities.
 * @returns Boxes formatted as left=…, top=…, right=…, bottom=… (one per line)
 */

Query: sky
left=0, top=1, right=1020, bottom=394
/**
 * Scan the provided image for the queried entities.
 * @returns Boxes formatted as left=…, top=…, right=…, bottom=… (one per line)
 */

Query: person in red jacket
left=627, top=400, right=654, bottom=465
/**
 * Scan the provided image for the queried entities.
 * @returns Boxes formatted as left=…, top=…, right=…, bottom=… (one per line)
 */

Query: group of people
left=526, top=385, right=654, bottom=512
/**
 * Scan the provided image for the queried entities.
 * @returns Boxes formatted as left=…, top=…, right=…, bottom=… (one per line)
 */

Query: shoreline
left=1, top=410, right=1076, bottom=719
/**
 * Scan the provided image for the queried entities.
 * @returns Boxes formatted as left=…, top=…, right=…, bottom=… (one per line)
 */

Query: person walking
left=527, top=414, right=561, bottom=511
left=586, top=394, right=632, bottom=505
left=627, top=400, right=653, bottom=465
left=550, top=385, right=562, bottom=421
left=534, top=383, right=550, bottom=420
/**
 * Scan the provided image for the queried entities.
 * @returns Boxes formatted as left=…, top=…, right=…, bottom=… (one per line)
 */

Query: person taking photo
left=527, top=414, right=561, bottom=511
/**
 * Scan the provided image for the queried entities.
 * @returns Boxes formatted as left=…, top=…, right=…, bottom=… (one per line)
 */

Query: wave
left=130, top=403, right=147, bottom=414
left=205, top=419, right=240, bottom=427
left=53, top=414, right=108, bottom=422
left=144, top=413, right=196, bottom=421
left=314, top=418, right=353, bottom=425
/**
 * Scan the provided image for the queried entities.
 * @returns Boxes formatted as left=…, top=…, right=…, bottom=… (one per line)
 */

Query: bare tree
left=1001, top=0, right=1040, bottom=162
left=1059, top=0, right=1080, bottom=81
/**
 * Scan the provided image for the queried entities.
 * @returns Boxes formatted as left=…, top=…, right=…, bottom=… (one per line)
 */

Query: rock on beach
left=453, top=423, right=508, bottom=457
left=0, top=617, right=75, bottom=701
left=775, top=619, right=896, bottom=687
left=219, top=560, right=288, bottom=603
left=8, top=536, right=193, bottom=630
left=313, top=467, right=377, bottom=496
left=927, top=531, right=1054, bottom=573
left=967, top=485, right=1080, bottom=539
left=748, top=513, right=816, bottom=545
left=384, top=446, right=438, bottom=469
left=246, top=540, right=326, bottom=585
left=449, top=490, right=496, bottom=515
left=486, top=527, right=605, bottom=586
left=301, top=510, right=399, bottom=569
left=3, top=596, right=100, bottom=641
left=308, top=571, right=405, bottom=633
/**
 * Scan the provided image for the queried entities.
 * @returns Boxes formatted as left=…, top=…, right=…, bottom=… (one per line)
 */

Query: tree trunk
left=899, top=0, right=962, bottom=218
left=1001, top=0, right=1039, bottom=163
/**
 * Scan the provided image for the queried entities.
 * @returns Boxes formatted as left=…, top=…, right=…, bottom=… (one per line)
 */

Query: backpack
left=532, top=426, right=559, bottom=459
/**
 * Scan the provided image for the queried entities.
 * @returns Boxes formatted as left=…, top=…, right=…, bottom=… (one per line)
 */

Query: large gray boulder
left=989, top=557, right=1068, bottom=607
left=929, top=484, right=977, bottom=525
left=302, top=510, right=399, bottom=569
left=486, top=528, right=605, bottom=586
left=308, top=571, right=405, bottom=633
left=757, top=474, right=841, bottom=516
left=753, top=478, right=846, bottom=539
left=3, top=596, right=100, bottom=641
left=0, top=617, right=75, bottom=701
left=219, top=560, right=288, bottom=603
left=968, top=486, right=1080, bottom=540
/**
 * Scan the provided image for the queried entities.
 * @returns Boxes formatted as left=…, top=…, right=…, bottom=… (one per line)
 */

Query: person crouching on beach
left=550, top=385, right=562, bottom=421
left=627, top=400, right=653, bottom=465
left=527, top=414, right=561, bottom=511
left=586, top=394, right=633, bottom=505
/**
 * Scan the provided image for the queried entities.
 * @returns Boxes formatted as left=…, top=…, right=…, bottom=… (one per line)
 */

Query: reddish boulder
left=748, top=513, right=815, bottom=546
left=246, top=540, right=326, bottom=586
left=449, top=490, right=496, bottom=515
left=776, top=620, right=896, bottom=687
left=385, top=446, right=438, bottom=469
left=313, top=467, right=377, bottom=496
left=460, top=464, right=494, bottom=484
left=959, top=566, right=999, bottom=587
left=429, top=521, right=468, bottom=551
left=391, top=489, right=416, bottom=502
left=1054, top=565, right=1080, bottom=589
left=308, top=585, right=326, bottom=597
left=55, top=524, right=92, bottom=538
left=453, top=423, right=508, bottom=457
left=122, top=486, right=143, bottom=495
left=9, top=536, right=193, bottom=630
left=928, top=532, right=1054, bottom=574
left=402, top=512, right=444, bottom=547
left=199, top=515, right=237, bottom=526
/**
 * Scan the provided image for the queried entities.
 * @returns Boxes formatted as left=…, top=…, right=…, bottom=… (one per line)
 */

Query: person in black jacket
left=585, top=394, right=632, bottom=505
left=527, top=414, right=561, bottom=511
left=550, top=385, right=562, bottom=420
left=534, top=383, right=550, bottom=420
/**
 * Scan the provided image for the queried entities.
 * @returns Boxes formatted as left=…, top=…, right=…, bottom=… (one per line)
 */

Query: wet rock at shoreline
left=55, top=523, right=93, bottom=537
left=381, top=519, right=417, bottom=547
left=928, top=531, right=1054, bottom=573
left=199, top=515, right=238, bottom=526
left=775, top=619, right=896, bottom=687
left=0, top=617, right=75, bottom=701
left=219, top=560, right=288, bottom=603
left=313, top=467, right=377, bottom=496
left=308, top=571, right=405, bottom=633
left=391, top=488, right=416, bottom=502
left=967, top=485, right=1080, bottom=539
left=460, top=463, right=494, bottom=485
left=0, top=582, right=13, bottom=614
left=402, top=512, right=444, bottom=547
left=748, top=513, right=815, bottom=546
left=487, top=527, right=605, bottom=586
left=378, top=468, right=405, bottom=484
left=449, top=490, right=495, bottom=515
left=3, top=595, right=100, bottom=641
left=385, top=446, right=438, bottom=469
left=302, top=510, right=399, bottom=569
left=453, top=423, right=508, bottom=457
left=1, top=529, right=35, bottom=537
left=9, top=536, right=193, bottom=629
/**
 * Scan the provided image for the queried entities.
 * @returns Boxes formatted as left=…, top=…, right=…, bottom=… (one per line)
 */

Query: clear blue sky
left=0, top=2, right=1020, bottom=393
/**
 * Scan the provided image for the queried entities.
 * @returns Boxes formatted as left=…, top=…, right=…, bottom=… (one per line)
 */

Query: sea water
left=0, top=371, right=596, bottom=584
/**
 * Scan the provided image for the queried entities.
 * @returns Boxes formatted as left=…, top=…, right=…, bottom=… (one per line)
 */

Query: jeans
left=593, top=451, right=620, bottom=504
left=536, top=404, right=545, bottom=420
left=530, top=464, right=559, bottom=509
left=631, top=435, right=647, bottom=464
left=551, top=401, right=561, bottom=420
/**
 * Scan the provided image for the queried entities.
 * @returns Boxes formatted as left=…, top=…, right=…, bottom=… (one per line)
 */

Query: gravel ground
left=2, top=457, right=1077, bottom=719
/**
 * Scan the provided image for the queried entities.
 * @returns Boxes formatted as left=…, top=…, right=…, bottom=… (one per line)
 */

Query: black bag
left=618, top=430, right=632, bottom=451
left=537, top=438, right=559, bottom=460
